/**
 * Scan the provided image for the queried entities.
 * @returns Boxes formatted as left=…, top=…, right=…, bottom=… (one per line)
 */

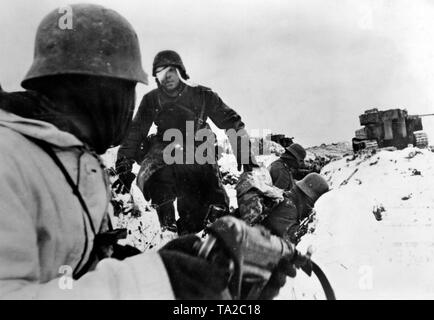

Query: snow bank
left=280, top=147, right=434, bottom=299
left=104, top=143, right=434, bottom=299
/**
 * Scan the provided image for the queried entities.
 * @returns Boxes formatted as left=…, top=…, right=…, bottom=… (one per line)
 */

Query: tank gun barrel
left=416, top=113, right=434, bottom=117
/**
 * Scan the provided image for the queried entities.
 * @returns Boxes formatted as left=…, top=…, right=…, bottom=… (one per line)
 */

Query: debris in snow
left=369, top=159, right=379, bottom=166
left=346, top=155, right=356, bottom=162
left=372, top=204, right=385, bottom=221
left=405, top=150, right=422, bottom=159
left=401, top=194, right=412, bottom=201
left=280, top=146, right=434, bottom=299
left=355, top=179, right=362, bottom=185
left=410, top=169, right=422, bottom=176
left=340, top=168, right=359, bottom=186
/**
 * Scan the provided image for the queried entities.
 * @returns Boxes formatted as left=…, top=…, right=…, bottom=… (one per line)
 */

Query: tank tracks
left=413, top=131, right=429, bottom=148
left=352, top=139, right=378, bottom=152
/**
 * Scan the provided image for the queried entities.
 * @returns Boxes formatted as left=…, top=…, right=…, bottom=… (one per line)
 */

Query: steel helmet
left=22, top=4, right=148, bottom=89
left=152, top=50, right=189, bottom=80
left=282, top=143, right=306, bottom=161
left=296, top=173, right=329, bottom=203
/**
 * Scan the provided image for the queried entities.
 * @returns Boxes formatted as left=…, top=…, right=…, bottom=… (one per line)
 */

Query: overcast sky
left=2, top=0, right=434, bottom=147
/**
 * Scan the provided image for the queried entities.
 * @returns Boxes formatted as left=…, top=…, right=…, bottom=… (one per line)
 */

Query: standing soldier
left=268, top=143, right=307, bottom=191
left=114, top=50, right=257, bottom=235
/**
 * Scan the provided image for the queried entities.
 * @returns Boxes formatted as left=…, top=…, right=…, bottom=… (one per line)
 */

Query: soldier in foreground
left=0, top=4, right=299, bottom=300
left=0, top=4, right=229, bottom=299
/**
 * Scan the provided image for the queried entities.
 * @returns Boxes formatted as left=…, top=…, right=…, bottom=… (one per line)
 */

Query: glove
left=112, top=244, right=142, bottom=260
left=291, top=248, right=313, bottom=276
left=258, top=249, right=312, bottom=300
left=258, top=257, right=295, bottom=300
left=112, top=171, right=136, bottom=194
left=159, top=235, right=231, bottom=300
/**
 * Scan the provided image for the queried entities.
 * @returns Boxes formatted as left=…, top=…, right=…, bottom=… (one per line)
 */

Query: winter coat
left=118, top=84, right=246, bottom=164
left=268, top=158, right=296, bottom=191
left=261, top=188, right=308, bottom=243
left=0, top=109, right=174, bottom=299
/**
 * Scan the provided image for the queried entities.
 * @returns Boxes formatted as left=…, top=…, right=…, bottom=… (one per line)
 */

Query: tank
left=352, top=108, right=431, bottom=152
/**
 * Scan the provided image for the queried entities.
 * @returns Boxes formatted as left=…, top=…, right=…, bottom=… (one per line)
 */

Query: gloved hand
left=258, top=257, right=294, bottom=299
left=291, top=248, right=313, bottom=276
left=112, top=171, right=136, bottom=194
left=258, top=248, right=312, bottom=300
left=159, top=235, right=231, bottom=300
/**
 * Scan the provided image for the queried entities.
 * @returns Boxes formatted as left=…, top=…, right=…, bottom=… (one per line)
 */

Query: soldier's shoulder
left=192, top=85, right=215, bottom=95
left=144, top=88, right=160, bottom=97
left=282, top=191, right=298, bottom=207
left=138, top=88, right=159, bottom=106
left=195, top=84, right=212, bottom=91
left=270, top=158, right=286, bottom=169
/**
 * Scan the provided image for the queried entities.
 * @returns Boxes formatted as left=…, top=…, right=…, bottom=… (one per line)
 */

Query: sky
left=1, top=0, right=434, bottom=147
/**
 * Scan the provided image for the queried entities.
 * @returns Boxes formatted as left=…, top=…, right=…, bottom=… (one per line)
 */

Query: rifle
left=292, top=209, right=316, bottom=245
left=194, top=216, right=335, bottom=300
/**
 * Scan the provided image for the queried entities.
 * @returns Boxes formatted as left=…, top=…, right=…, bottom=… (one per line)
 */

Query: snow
left=101, top=146, right=178, bottom=251
left=279, top=147, right=434, bottom=299
left=102, top=142, right=434, bottom=299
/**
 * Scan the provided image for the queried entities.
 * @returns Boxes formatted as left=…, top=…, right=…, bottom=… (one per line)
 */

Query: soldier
left=0, top=4, right=238, bottom=299
left=114, top=50, right=257, bottom=235
left=262, top=173, right=329, bottom=244
left=268, top=143, right=307, bottom=190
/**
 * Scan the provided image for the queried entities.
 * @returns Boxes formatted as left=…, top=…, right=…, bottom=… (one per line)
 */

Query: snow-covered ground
left=279, top=147, right=434, bottom=300
left=102, top=144, right=434, bottom=300
left=101, top=147, right=178, bottom=251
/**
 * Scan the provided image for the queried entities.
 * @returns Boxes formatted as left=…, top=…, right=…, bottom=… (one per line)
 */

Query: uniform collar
left=0, top=108, right=84, bottom=148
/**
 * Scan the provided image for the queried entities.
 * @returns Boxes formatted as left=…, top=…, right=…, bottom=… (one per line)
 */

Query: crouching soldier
left=262, top=173, right=329, bottom=244
left=236, top=168, right=329, bottom=244
left=269, top=143, right=307, bottom=191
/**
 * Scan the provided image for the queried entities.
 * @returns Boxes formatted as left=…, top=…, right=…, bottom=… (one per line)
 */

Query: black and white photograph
left=1, top=0, right=434, bottom=303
